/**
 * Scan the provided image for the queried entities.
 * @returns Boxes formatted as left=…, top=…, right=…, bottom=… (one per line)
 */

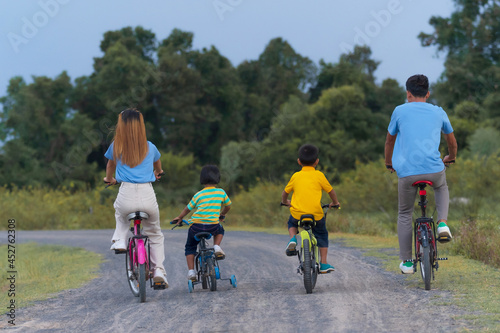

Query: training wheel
left=215, top=267, right=220, bottom=279
left=188, top=280, right=194, bottom=293
left=230, top=275, right=237, bottom=288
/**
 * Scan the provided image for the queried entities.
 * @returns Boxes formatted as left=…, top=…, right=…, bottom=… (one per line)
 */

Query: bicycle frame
left=413, top=183, right=438, bottom=269
left=195, top=235, right=218, bottom=286
left=129, top=219, right=150, bottom=270
left=410, top=181, right=447, bottom=290
left=298, top=222, right=319, bottom=268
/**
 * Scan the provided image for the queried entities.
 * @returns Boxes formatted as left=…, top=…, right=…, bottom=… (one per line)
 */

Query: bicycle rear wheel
left=207, top=258, right=217, bottom=291
left=126, top=244, right=140, bottom=297
left=201, top=260, right=208, bottom=289
left=420, top=245, right=432, bottom=290
left=302, top=239, right=313, bottom=294
left=138, top=263, right=147, bottom=302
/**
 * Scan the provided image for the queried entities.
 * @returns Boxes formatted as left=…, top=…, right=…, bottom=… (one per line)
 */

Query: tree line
left=0, top=0, right=498, bottom=197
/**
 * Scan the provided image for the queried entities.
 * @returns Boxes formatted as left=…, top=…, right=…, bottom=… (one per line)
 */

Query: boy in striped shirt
left=173, top=165, right=231, bottom=281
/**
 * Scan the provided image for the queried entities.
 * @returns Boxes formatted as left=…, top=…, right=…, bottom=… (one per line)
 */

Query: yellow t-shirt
left=284, top=166, right=333, bottom=221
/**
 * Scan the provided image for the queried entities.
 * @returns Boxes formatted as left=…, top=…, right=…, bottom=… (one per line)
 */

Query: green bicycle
left=282, top=203, right=338, bottom=294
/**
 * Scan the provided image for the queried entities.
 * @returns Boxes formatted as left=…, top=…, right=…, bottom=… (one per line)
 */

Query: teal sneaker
left=286, top=236, right=297, bottom=251
left=437, top=221, right=452, bottom=242
left=399, top=261, right=414, bottom=274
left=319, top=263, right=335, bottom=273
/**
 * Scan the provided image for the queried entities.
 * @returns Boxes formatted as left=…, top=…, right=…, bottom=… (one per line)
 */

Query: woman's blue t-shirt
left=388, top=102, right=453, bottom=178
left=104, top=141, right=160, bottom=183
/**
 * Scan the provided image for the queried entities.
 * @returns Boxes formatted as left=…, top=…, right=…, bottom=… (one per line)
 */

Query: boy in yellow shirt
left=281, top=144, right=340, bottom=273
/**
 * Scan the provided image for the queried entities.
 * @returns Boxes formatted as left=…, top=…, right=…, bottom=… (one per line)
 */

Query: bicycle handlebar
left=104, top=172, right=166, bottom=188
left=170, top=219, right=189, bottom=230
left=280, top=202, right=340, bottom=210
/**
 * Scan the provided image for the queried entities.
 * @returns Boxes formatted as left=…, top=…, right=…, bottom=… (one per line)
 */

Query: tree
left=0, top=74, right=98, bottom=187
left=99, top=26, right=157, bottom=63
left=72, top=27, right=162, bottom=169
left=238, top=38, right=317, bottom=140
left=419, top=0, right=500, bottom=109
left=156, top=29, right=245, bottom=163
left=308, top=46, right=380, bottom=105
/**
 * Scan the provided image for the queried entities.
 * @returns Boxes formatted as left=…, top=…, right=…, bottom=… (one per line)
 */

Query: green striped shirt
left=187, top=187, right=231, bottom=224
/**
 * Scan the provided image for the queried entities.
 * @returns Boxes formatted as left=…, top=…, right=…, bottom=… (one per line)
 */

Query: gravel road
left=0, top=229, right=469, bottom=332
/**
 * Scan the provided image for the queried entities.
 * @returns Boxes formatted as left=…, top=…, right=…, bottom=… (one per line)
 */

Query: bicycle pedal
left=437, top=257, right=448, bottom=261
left=437, top=236, right=451, bottom=243
left=114, top=249, right=126, bottom=254
left=319, top=270, right=334, bottom=274
left=286, top=249, right=298, bottom=257
left=153, top=282, right=167, bottom=290
left=215, top=254, right=225, bottom=260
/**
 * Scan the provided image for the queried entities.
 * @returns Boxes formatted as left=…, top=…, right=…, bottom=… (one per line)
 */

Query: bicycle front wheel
left=420, top=245, right=432, bottom=290
left=138, top=263, right=147, bottom=302
left=302, top=239, right=313, bottom=294
left=207, top=259, right=217, bottom=291
left=311, top=246, right=318, bottom=289
left=126, top=244, right=140, bottom=297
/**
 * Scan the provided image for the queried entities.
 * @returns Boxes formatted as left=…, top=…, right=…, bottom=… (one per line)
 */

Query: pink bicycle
left=116, top=211, right=166, bottom=303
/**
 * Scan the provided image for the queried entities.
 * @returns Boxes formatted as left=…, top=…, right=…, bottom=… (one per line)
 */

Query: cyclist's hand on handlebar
left=385, top=164, right=395, bottom=173
left=442, top=155, right=455, bottom=166
left=155, top=170, right=165, bottom=180
left=280, top=200, right=291, bottom=207
left=170, top=218, right=188, bottom=229
left=329, top=202, right=341, bottom=209
left=171, top=217, right=182, bottom=226
left=103, top=177, right=117, bottom=186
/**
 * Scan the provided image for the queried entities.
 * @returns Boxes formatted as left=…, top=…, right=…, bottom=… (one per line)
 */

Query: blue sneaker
left=286, top=236, right=297, bottom=252
left=319, top=263, right=335, bottom=273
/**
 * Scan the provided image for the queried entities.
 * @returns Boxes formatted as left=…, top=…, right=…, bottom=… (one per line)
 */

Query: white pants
left=112, top=182, right=166, bottom=275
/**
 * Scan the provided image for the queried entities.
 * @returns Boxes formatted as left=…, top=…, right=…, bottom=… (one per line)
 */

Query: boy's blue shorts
left=185, top=223, right=225, bottom=256
left=287, top=215, right=328, bottom=248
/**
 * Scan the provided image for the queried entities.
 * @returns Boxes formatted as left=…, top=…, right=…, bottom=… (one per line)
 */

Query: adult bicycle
left=406, top=180, right=448, bottom=290
left=171, top=220, right=237, bottom=293
left=281, top=203, right=339, bottom=294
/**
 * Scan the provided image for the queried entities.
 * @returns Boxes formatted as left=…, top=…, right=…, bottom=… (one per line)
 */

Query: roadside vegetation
left=0, top=243, right=102, bottom=309
left=332, top=233, right=500, bottom=331
left=3, top=155, right=499, bottom=269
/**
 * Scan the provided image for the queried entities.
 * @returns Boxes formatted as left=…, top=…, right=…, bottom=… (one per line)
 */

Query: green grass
left=330, top=233, right=500, bottom=332
left=0, top=243, right=102, bottom=310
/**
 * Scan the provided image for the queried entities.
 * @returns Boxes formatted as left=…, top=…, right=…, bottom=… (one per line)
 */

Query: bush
left=0, top=185, right=183, bottom=230
left=453, top=216, right=500, bottom=267
left=1, top=186, right=115, bottom=230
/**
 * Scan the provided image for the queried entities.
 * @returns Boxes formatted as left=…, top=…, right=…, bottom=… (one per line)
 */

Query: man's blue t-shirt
left=104, top=141, right=160, bottom=183
left=388, top=102, right=453, bottom=178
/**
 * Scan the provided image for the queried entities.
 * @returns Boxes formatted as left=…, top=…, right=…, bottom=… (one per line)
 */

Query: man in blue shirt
left=385, top=74, right=457, bottom=274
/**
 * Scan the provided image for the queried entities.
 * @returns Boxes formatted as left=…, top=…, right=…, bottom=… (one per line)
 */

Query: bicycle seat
left=299, top=214, right=315, bottom=222
left=412, top=180, right=433, bottom=187
left=126, top=211, right=149, bottom=221
left=194, top=232, right=212, bottom=241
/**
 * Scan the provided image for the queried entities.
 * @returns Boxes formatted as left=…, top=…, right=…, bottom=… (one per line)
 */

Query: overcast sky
left=1, top=0, right=456, bottom=97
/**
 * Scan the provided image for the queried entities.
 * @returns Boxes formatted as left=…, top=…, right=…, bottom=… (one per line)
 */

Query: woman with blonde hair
left=103, top=108, right=168, bottom=286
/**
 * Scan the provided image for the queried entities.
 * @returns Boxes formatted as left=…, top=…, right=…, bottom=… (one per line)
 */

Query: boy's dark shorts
left=185, top=223, right=225, bottom=256
left=287, top=215, right=328, bottom=248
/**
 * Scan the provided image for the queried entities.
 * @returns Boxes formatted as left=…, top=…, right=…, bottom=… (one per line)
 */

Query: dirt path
left=1, top=229, right=469, bottom=332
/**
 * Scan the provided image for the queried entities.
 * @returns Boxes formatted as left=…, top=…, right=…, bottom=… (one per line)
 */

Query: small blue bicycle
left=171, top=220, right=237, bottom=293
